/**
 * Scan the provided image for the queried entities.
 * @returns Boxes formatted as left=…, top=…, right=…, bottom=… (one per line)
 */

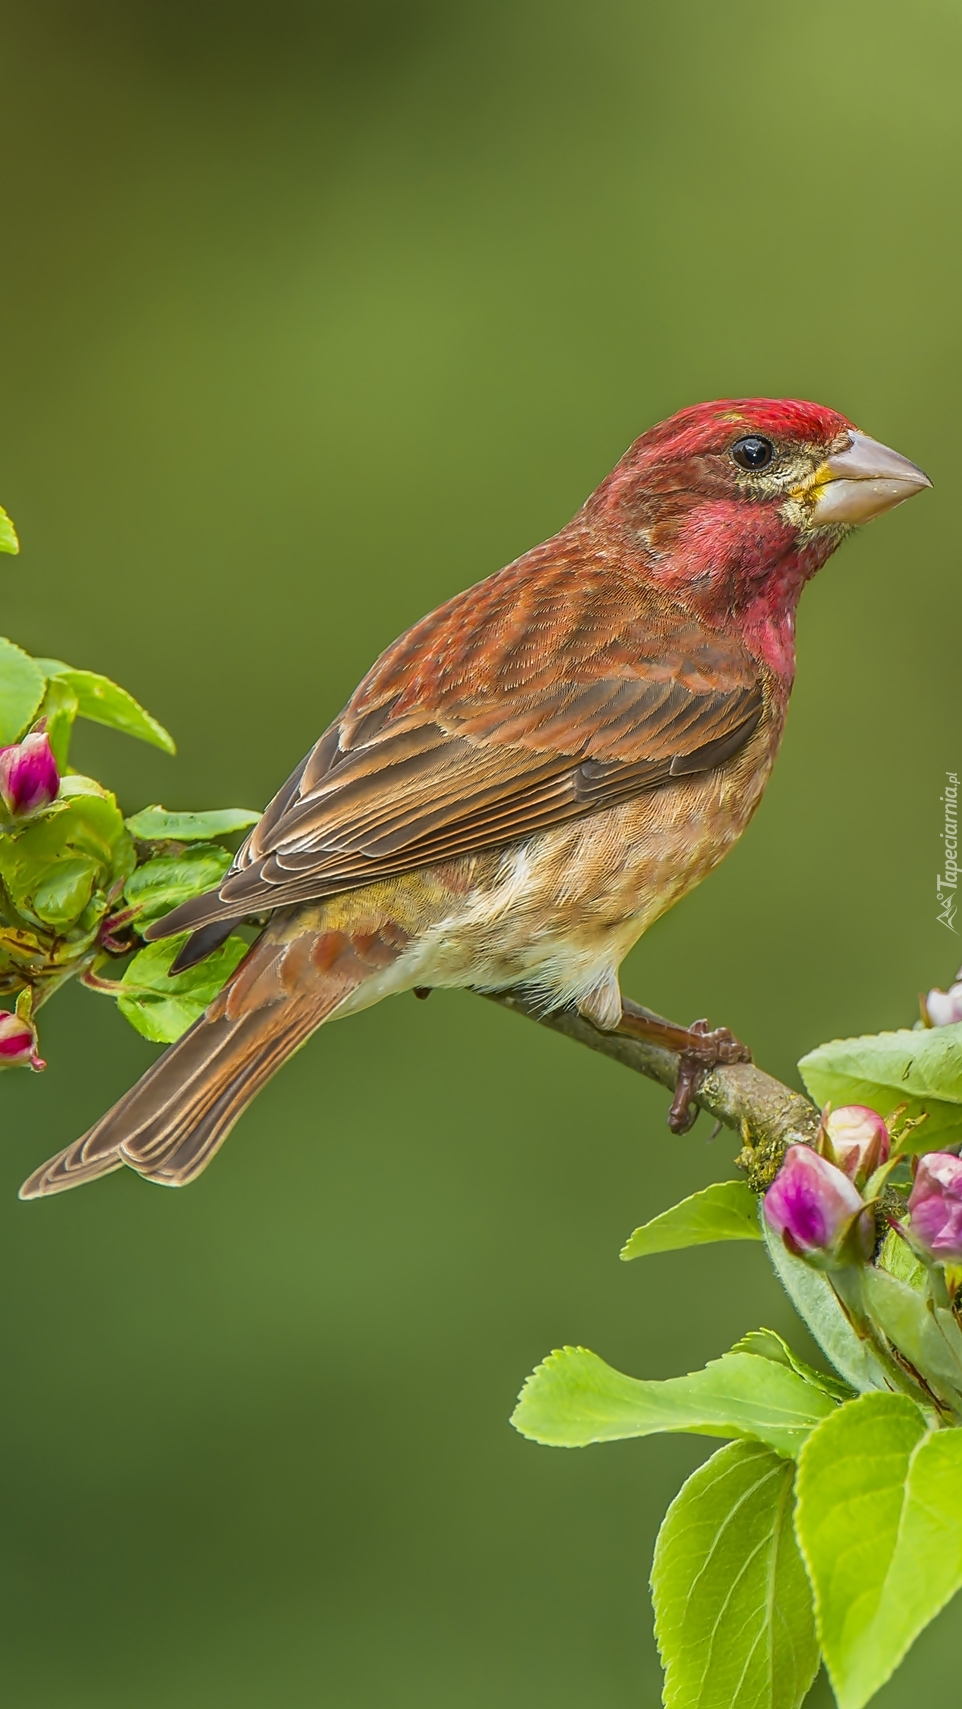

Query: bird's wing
left=149, top=557, right=766, bottom=934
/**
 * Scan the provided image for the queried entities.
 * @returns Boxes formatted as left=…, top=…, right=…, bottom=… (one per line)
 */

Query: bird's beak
left=808, top=431, right=932, bottom=526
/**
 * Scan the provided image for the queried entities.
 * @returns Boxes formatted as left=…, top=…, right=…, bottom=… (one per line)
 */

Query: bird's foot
left=613, top=1001, right=751, bottom=1135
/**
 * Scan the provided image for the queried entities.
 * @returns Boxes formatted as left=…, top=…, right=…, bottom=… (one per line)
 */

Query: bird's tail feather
left=19, top=917, right=405, bottom=1200
left=19, top=994, right=328, bottom=1199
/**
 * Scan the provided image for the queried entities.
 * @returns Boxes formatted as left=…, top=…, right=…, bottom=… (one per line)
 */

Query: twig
left=483, top=991, right=820, bottom=1181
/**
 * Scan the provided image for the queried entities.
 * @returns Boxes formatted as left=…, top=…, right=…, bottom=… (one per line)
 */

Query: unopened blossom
left=0, top=1010, right=44, bottom=1070
left=907, top=1153, right=962, bottom=1263
left=925, top=976, right=962, bottom=1028
left=0, top=729, right=58, bottom=818
left=764, top=1143, right=874, bottom=1264
left=822, top=1104, right=890, bottom=1185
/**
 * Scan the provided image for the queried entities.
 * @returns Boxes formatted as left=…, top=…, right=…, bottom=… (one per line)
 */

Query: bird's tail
left=19, top=914, right=410, bottom=1200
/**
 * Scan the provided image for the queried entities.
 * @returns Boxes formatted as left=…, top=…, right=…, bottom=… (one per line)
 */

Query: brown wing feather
left=149, top=546, right=767, bottom=939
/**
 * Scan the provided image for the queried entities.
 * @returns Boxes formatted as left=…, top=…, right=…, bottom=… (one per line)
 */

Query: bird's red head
left=584, top=396, right=930, bottom=677
left=625, top=397, right=855, bottom=473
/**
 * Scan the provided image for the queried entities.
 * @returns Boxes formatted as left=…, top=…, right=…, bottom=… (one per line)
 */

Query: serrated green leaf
left=115, top=934, right=248, bottom=1043
left=0, top=505, right=19, bottom=554
left=36, top=675, right=79, bottom=771
left=800, top=1027, right=962, bottom=1153
left=731, top=1328, right=855, bottom=1405
left=511, top=1346, right=837, bottom=1459
left=124, top=844, right=231, bottom=926
left=0, top=637, right=46, bottom=745
left=795, top=1393, right=962, bottom=1709
left=762, top=1222, right=893, bottom=1395
left=124, top=805, right=260, bottom=842
left=652, top=1440, right=818, bottom=1709
left=621, top=1179, right=761, bottom=1260
left=36, top=663, right=175, bottom=754
left=0, top=777, right=135, bottom=930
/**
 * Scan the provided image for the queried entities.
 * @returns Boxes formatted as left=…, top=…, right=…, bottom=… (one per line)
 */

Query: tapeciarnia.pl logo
left=938, top=770, right=959, bottom=933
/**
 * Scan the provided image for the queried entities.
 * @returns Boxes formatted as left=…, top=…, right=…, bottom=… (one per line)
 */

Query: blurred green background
left=0, top=2, right=958, bottom=1703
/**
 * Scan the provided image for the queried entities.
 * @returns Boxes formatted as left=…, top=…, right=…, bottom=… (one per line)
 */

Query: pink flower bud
left=763, top=1143, right=873, bottom=1264
left=822, top=1105, right=890, bottom=1184
left=925, top=981, right=962, bottom=1027
left=907, top=1153, right=962, bottom=1263
left=0, top=729, right=59, bottom=818
left=0, top=1010, right=44, bottom=1070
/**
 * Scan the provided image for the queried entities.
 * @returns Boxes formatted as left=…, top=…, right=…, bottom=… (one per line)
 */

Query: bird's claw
left=667, top=1018, right=752, bottom=1135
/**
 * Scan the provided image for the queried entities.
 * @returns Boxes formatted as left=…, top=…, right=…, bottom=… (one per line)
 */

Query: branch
left=483, top=991, right=820, bottom=1176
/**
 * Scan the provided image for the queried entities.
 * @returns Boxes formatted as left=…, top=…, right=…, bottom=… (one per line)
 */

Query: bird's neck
left=715, top=526, right=841, bottom=682
left=735, top=568, right=805, bottom=681
left=590, top=496, right=841, bottom=685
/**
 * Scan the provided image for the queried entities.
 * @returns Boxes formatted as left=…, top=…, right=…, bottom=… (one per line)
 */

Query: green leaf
left=124, top=805, right=261, bottom=842
left=115, top=933, right=249, bottom=1043
left=877, top=1227, right=927, bottom=1291
left=762, top=1222, right=893, bottom=1396
left=652, top=1440, right=818, bottom=1709
left=0, top=637, right=46, bottom=745
left=800, top=1026, right=962, bottom=1153
left=32, top=856, right=101, bottom=928
left=35, top=663, right=176, bottom=754
left=0, top=505, right=19, bottom=554
left=123, top=844, right=231, bottom=926
left=36, top=675, right=79, bottom=771
left=0, top=777, right=135, bottom=931
left=511, top=1347, right=837, bottom=1460
left=795, top=1392, right=962, bottom=1709
left=621, top=1179, right=761, bottom=1260
left=731, top=1328, right=855, bottom=1405
left=859, top=1266, right=962, bottom=1415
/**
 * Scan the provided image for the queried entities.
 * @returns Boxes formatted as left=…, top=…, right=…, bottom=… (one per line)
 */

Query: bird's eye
left=731, top=435, right=775, bottom=471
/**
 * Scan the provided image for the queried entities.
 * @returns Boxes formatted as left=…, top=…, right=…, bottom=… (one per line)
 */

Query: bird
left=19, top=398, right=931, bottom=1199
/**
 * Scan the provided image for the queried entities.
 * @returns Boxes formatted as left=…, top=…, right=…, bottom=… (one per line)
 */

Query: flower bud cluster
left=762, top=1106, right=962, bottom=1417
left=765, top=1104, right=962, bottom=1278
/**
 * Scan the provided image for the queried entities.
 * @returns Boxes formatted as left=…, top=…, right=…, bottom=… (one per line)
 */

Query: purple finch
left=20, top=399, right=930, bottom=1198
